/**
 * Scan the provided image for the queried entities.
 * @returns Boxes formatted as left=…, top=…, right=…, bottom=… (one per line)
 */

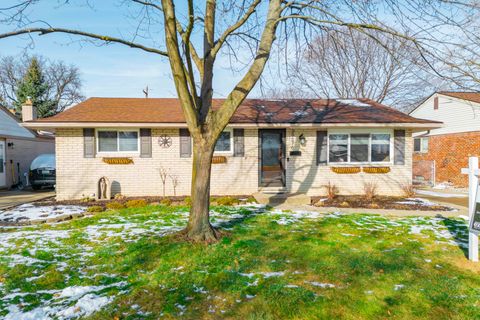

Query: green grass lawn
left=0, top=204, right=479, bottom=319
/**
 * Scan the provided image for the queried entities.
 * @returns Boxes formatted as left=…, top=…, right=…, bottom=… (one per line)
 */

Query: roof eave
left=22, top=121, right=443, bottom=131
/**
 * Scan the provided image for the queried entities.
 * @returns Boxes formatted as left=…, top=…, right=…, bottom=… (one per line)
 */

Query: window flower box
left=331, top=167, right=361, bottom=174
left=212, top=156, right=227, bottom=164
left=363, top=167, right=391, bottom=174
left=102, top=157, right=134, bottom=165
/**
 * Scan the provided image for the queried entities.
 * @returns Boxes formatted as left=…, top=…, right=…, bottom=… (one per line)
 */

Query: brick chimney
left=21, top=98, right=37, bottom=122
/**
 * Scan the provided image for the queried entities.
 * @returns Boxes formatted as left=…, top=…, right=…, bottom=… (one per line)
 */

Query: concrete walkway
left=0, top=190, right=55, bottom=210
left=415, top=187, right=469, bottom=208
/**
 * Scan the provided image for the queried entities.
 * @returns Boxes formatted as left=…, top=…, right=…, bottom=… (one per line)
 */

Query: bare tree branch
left=0, top=27, right=169, bottom=56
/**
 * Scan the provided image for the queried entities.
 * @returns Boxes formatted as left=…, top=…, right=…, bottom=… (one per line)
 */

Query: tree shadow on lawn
left=99, top=212, right=478, bottom=319
left=212, top=208, right=262, bottom=231
left=99, top=230, right=475, bottom=320
left=440, top=216, right=469, bottom=258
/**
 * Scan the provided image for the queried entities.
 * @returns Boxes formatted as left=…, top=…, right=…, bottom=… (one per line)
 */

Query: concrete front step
left=258, top=187, right=287, bottom=194
left=253, top=192, right=311, bottom=206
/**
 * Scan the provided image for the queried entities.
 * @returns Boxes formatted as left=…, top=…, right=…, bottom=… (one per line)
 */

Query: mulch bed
left=35, top=195, right=253, bottom=208
left=311, top=195, right=453, bottom=211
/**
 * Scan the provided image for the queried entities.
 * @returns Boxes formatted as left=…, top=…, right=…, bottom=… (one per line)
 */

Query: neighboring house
left=410, top=91, right=480, bottom=187
left=23, top=98, right=440, bottom=200
left=0, top=101, right=55, bottom=189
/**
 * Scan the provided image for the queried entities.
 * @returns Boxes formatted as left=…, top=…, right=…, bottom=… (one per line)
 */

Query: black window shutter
left=317, top=131, right=328, bottom=165
left=233, top=129, right=245, bottom=157
left=83, top=128, right=95, bottom=158
left=140, top=128, right=152, bottom=158
left=394, top=130, right=406, bottom=165
left=179, top=128, right=192, bottom=158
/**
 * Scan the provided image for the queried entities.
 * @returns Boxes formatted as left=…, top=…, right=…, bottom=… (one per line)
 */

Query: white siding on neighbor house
left=410, top=93, right=480, bottom=137
left=0, top=108, right=35, bottom=139
left=55, top=127, right=413, bottom=200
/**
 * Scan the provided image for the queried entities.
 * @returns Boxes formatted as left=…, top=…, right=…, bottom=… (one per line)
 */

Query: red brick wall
left=413, top=131, right=480, bottom=187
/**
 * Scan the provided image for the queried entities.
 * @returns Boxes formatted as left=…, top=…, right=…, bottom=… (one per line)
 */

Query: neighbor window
left=414, top=137, right=429, bottom=153
left=97, top=130, right=139, bottom=152
left=328, top=132, right=391, bottom=163
left=214, top=130, right=232, bottom=153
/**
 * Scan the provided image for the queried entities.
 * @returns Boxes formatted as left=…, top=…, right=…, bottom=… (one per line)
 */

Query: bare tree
left=281, top=30, right=436, bottom=110
left=159, top=167, right=168, bottom=197
left=0, top=55, right=84, bottom=115
left=170, top=174, right=179, bottom=197
left=0, top=0, right=477, bottom=242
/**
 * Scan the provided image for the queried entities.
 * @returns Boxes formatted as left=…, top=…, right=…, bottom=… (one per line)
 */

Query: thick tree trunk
left=183, top=138, right=220, bottom=243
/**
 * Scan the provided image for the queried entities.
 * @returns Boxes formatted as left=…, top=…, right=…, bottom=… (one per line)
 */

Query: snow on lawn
left=0, top=203, right=469, bottom=319
left=0, top=204, right=86, bottom=224
left=394, top=197, right=457, bottom=210
left=3, top=282, right=128, bottom=320
left=0, top=205, right=261, bottom=319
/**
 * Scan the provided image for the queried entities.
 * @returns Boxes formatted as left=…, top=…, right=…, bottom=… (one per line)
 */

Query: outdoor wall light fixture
left=299, top=134, right=306, bottom=146
left=7, top=142, right=14, bottom=149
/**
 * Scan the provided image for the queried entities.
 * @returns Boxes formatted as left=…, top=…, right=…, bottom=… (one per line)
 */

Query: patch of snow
left=193, top=285, right=208, bottom=294
left=259, top=271, right=285, bottom=278
left=247, top=279, right=259, bottom=287
left=56, top=294, right=112, bottom=318
left=394, top=284, right=405, bottom=291
left=0, top=204, right=86, bottom=224
left=337, top=99, right=371, bottom=107
left=290, top=110, right=309, bottom=117
left=239, top=272, right=255, bottom=278
left=396, top=198, right=438, bottom=206
left=304, top=281, right=335, bottom=288
left=267, top=209, right=324, bottom=225
left=175, top=303, right=186, bottom=315
left=3, top=281, right=127, bottom=320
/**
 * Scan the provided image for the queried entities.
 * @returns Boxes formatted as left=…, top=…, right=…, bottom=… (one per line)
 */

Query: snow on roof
left=337, top=99, right=372, bottom=107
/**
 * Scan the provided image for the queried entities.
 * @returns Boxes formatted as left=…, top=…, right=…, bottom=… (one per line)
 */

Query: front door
left=259, top=129, right=285, bottom=187
left=0, top=140, right=5, bottom=187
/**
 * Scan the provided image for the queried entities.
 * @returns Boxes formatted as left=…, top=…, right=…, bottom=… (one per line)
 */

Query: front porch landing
left=253, top=192, right=311, bottom=206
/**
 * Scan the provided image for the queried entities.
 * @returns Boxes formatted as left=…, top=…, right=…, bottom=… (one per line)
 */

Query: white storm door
left=0, top=141, right=5, bottom=187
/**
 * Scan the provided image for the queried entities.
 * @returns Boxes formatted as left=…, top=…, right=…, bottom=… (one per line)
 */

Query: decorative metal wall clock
left=158, top=135, right=173, bottom=148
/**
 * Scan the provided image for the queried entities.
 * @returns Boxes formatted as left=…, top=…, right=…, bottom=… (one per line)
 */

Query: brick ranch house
left=410, top=92, right=480, bottom=187
left=23, top=98, right=440, bottom=201
left=0, top=102, right=54, bottom=189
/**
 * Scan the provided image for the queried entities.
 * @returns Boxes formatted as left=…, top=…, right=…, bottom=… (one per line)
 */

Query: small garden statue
left=97, top=176, right=111, bottom=200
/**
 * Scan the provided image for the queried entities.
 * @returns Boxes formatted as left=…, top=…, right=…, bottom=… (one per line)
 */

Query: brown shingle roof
left=438, top=91, right=480, bottom=104
left=33, top=97, right=438, bottom=124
